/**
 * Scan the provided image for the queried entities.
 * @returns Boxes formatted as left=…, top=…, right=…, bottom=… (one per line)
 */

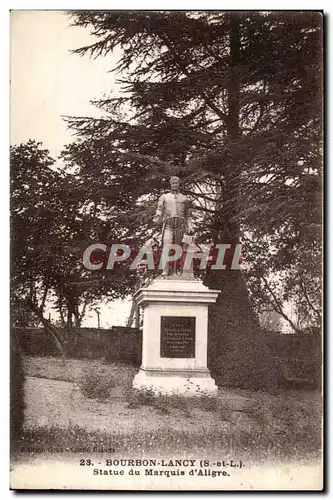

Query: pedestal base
left=133, top=278, right=220, bottom=397
left=133, top=368, right=218, bottom=396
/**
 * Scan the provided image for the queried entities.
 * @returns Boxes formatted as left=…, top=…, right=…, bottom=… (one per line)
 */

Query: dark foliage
left=10, top=332, right=25, bottom=439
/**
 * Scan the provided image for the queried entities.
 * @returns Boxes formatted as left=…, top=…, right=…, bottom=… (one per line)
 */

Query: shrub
left=160, top=392, right=191, bottom=417
left=152, top=396, right=170, bottom=415
left=78, top=371, right=115, bottom=400
left=125, top=387, right=156, bottom=408
left=197, top=393, right=220, bottom=412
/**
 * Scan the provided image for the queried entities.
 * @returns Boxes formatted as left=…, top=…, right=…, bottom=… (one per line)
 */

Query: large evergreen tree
left=62, top=11, right=322, bottom=388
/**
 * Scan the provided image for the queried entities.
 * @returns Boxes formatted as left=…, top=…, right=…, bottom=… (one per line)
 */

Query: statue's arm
left=153, top=194, right=164, bottom=223
left=185, top=197, right=194, bottom=233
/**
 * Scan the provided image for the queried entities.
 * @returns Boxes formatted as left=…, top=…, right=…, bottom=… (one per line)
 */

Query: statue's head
left=170, top=176, right=180, bottom=191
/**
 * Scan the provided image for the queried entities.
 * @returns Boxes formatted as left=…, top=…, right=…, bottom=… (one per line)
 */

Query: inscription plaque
left=160, top=316, right=195, bottom=358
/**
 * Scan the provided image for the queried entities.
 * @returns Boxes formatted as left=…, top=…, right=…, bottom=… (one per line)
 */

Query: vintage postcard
left=10, top=10, right=323, bottom=490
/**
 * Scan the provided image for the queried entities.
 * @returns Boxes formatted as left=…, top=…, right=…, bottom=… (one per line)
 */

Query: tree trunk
left=27, top=299, right=66, bottom=356
left=67, top=300, right=74, bottom=330
left=65, top=296, right=80, bottom=352
left=127, top=299, right=140, bottom=328
left=205, top=15, right=278, bottom=390
left=74, top=305, right=82, bottom=328
left=134, top=305, right=140, bottom=329
left=10, top=330, right=25, bottom=439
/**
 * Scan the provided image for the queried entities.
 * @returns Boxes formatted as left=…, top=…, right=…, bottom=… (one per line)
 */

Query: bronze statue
left=153, top=176, right=194, bottom=276
left=153, top=176, right=193, bottom=245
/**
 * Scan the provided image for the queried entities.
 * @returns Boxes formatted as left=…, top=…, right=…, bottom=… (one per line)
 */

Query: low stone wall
left=265, top=332, right=322, bottom=388
left=13, top=326, right=142, bottom=366
left=13, top=326, right=321, bottom=387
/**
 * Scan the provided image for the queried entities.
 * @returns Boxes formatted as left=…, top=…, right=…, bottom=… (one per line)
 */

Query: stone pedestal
left=133, top=277, right=220, bottom=396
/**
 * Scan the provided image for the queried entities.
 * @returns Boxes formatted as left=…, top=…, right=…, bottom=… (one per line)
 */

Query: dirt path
left=11, top=375, right=322, bottom=490
left=24, top=376, right=252, bottom=435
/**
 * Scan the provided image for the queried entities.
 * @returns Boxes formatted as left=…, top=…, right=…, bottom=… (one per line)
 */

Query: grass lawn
left=15, top=355, right=322, bottom=463
left=22, top=355, right=137, bottom=387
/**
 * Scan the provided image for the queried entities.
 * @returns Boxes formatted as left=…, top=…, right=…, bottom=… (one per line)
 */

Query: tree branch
left=39, top=279, right=50, bottom=315
left=158, top=33, right=229, bottom=125
left=299, top=278, right=321, bottom=323
left=261, top=275, right=303, bottom=334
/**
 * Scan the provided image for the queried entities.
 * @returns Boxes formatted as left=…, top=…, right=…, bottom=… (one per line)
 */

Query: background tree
left=60, top=11, right=323, bottom=388
left=11, top=140, right=137, bottom=354
left=259, top=308, right=282, bottom=334
left=11, top=140, right=65, bottom=352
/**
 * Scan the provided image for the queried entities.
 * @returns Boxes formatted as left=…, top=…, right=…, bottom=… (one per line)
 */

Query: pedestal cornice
left=134, top=279, right=220, bottom=306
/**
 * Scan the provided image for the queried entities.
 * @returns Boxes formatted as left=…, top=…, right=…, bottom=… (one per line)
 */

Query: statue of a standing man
left=153, top=176, right=193, bottom=274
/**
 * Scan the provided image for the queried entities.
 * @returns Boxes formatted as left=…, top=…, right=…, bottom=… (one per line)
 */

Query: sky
left=11, top=11, right=118, bottom=157
left=10, top=11, right=131, bottom=327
